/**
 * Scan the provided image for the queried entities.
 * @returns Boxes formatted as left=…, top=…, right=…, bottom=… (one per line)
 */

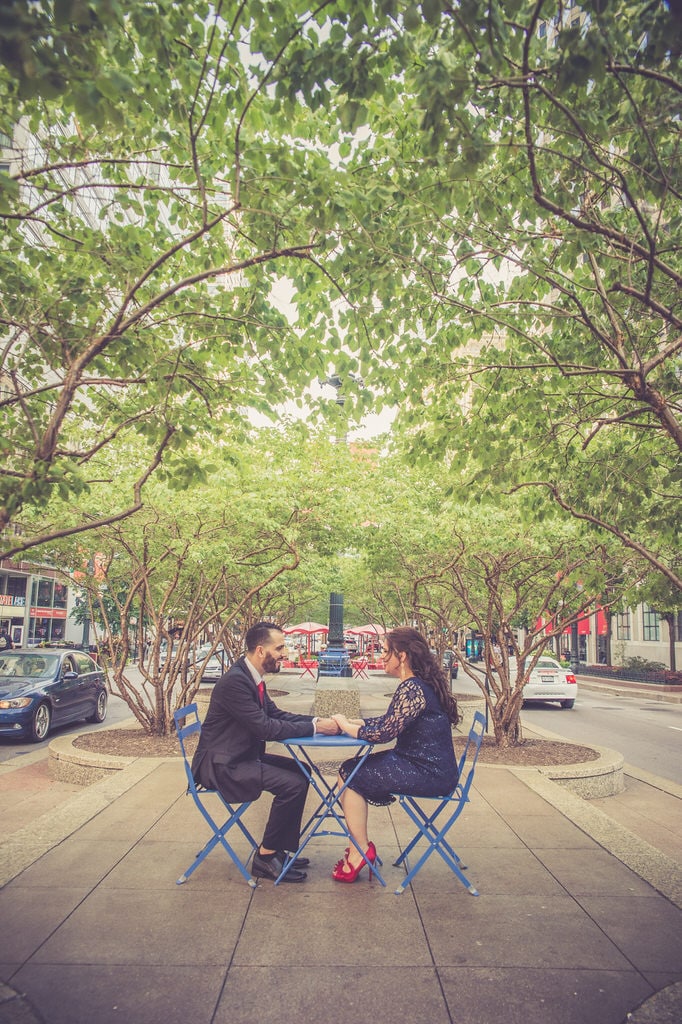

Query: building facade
left=539, top=605, right=682, bottom=670
left=0, top=559, right=82, bottom=648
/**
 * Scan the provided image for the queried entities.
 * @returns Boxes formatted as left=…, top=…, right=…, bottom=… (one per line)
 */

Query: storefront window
left=4, top=575, right=27, bottom=601
left=28, top=575, right=67, bottom=644
left=32, top=577, right=54, bottom=606
left=28, top=617, right=67, bottom=644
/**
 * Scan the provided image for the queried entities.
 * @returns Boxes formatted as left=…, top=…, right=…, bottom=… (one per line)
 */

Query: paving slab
left=590, top=774, right=682, bottom=862
left=416, top=892, right=635, bottom=970
left=10, top=964, right=224, bottom=1024
left=438, top=967, right=653, bottom=1024
left=213, top=966, right=450, bottom=1024
left=30, top=887, right=252, bottom=967
left=572, top=895, right=682, bottom=974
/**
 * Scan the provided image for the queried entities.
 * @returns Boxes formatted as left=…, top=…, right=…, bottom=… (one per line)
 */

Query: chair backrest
left=174, top=703, right=202, bottom=789
left=456, top=710, right=486, bottom=800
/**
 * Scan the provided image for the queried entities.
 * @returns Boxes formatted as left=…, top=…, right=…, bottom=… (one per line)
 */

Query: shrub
left=623, top=656, right=667, bottom=672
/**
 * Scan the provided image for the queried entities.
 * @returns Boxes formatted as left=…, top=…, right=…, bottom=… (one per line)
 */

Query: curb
left=577, top=678, right=682, bottom=704
left=512, top=768, right=682, bottom=910
left=48, top=732, right=138, bottom=784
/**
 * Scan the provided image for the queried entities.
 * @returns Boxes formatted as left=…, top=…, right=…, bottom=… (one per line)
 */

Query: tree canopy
left=2, top=1, right=679, bottom=589
left=0, top=0, right=383, bottom=557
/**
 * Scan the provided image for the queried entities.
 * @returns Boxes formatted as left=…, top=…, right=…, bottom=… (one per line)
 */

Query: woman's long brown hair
left=385, top=626, right=461, bottom=725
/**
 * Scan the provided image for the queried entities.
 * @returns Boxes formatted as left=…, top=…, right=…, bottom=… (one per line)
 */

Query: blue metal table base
left=278, top=735, right=386, bottom=886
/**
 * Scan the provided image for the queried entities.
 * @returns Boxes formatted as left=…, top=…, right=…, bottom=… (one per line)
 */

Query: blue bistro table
left=276, top=734, right=386, bottom=886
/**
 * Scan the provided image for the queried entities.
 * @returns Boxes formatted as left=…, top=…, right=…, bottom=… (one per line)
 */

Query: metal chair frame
left=174, top=703, right=258, bottom=888
left=392, top=710, right=486, bottom=895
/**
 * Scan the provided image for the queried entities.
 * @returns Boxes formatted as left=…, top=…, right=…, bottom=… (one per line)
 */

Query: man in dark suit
left=191, top=620, right=339, bottom=882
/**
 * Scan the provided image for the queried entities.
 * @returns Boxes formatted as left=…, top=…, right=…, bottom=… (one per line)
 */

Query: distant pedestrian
left=0, top=627, right=13, bottom=651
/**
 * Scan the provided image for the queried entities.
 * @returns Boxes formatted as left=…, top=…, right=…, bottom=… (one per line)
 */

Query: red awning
left=562, top=616, right=591, bottom=635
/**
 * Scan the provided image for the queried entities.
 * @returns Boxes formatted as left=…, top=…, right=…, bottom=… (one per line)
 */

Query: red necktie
left=257, top=680, right=265, bottom=706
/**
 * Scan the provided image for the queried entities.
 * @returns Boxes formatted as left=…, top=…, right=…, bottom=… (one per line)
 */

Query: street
left=522, top=687, right=682, bottom=785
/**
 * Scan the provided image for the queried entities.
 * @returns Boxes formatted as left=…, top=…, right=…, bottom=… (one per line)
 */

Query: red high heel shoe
left=332, top=842, right=377, bottom=883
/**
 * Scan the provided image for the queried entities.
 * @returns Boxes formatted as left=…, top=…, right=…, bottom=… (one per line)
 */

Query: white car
left=191, top=644, right=231, bottom=684
left=522, top=656, right=577, bottom=709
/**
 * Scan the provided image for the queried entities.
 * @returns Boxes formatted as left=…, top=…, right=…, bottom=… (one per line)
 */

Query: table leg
left=275, top=745, right=386, bottom=886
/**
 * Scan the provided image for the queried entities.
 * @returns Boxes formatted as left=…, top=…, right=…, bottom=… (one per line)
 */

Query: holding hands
left=332, top=714, right=365, bottom=738
left=315, top=717, right=342, bottom=735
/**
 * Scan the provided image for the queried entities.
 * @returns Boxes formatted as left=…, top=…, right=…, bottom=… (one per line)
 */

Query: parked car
left=442, top=650, right=459, bottom=680
left=191, top=643, right=231, bottom=684
left=158, top=640, right=186, bottom=667
left=522, top=656, right=577, bottom=709
left=0, top=648, right=108, bottom=742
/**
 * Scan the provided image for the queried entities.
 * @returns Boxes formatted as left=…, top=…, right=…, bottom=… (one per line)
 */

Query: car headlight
left=0, top=697, right=33, bottom=709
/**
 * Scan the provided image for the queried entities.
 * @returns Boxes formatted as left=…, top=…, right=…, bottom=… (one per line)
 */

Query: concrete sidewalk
left=0, top=669, right=680, bottom=1024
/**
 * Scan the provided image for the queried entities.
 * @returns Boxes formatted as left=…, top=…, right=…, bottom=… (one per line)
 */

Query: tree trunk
left=604, top=609, right=613, bottom=666
left=488, top=689, right=524, bottom=747
left=664, top=613, right=676, bottom=672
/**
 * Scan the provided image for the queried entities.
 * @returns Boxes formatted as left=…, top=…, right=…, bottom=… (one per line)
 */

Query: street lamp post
left=570, top=620, right=580, bottom=675
left=81, top=611, right=90, bottom=650
left=81, top=559, right=94, bottom=651
left=318, top=372, right=366, bottom=442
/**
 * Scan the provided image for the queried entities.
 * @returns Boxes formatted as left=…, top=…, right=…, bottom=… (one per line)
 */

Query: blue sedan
left=0, top=648, right=108, bottom=742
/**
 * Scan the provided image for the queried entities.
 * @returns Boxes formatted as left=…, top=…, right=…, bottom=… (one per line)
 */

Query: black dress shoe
left=278, top=850, right=310, bottom=868
left=252, top=851, right=307, bottom=883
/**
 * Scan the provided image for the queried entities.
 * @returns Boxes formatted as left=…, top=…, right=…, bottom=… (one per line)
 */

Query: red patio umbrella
left=347, top=623, right=386, bottom=657
left=283, top=622, right=329, bottom=656
left=283, top=622, right=329, bottom=635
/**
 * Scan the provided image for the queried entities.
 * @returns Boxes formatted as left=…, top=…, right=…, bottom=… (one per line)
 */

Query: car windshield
left=536, top=658, right=559, bottom=670
left=0, top=653, right=59, bottom=678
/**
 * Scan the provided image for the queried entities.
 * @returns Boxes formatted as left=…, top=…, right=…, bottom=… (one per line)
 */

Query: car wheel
left=31, top=703, right=51, bottom=742
left=561, top=699, right=575, bottom=709
left=88, top=689, right=108, bottom=723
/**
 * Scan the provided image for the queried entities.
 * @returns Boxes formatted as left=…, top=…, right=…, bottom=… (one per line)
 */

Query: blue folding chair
left=392, top=709, right=486, bottom=895
left=174, top=703, right=258, bottom=887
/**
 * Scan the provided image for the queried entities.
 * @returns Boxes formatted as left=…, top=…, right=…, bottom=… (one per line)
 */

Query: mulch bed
left=74, top=728, right=599, bottom=766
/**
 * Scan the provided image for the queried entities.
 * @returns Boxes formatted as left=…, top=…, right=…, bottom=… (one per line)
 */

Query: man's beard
left=262, top=653, right=280, bottom=674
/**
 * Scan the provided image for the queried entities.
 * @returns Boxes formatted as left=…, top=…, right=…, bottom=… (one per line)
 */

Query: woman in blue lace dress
left=331, top=626, right=461, bottom=883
